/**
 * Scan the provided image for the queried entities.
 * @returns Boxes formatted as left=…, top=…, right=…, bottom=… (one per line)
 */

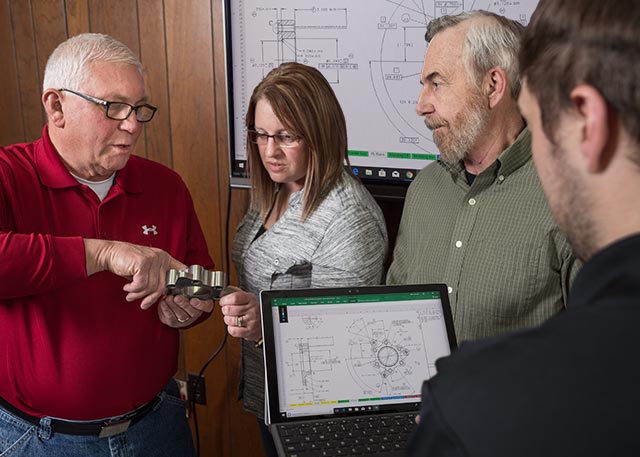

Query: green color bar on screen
left=411, top=153, right=438, bottom=160
left=388, top=152, right=412, bottom=159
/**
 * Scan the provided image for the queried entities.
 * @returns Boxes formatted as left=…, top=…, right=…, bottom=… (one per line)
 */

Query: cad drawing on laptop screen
left=262, top=285, right=455, bottom=422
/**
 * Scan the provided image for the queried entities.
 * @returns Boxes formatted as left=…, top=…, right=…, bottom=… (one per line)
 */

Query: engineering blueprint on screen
left=271, top=299, right=451, bottom=416
left=229, top=0, right=539, bottom=176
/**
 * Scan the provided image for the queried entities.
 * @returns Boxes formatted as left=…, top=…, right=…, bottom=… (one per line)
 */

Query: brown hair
left=245, top=62, right=348, bottom=221
left=520, top=0, right=640, bottom=145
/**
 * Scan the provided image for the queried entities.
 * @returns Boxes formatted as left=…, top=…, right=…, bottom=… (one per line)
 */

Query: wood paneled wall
left=0, top=0, right=258, bottom=455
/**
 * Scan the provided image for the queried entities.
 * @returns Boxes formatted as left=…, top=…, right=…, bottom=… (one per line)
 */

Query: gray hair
left=426, top=11, right=524, bottom=99
left=42, top=33, right=142, bottom=92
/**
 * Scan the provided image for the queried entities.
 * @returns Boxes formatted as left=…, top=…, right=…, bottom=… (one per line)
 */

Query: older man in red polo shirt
left=0, top=33, right=213, bottom=456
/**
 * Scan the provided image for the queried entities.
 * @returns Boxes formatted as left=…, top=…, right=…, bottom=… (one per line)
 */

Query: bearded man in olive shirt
left=387, top=11, right=579, bottom=342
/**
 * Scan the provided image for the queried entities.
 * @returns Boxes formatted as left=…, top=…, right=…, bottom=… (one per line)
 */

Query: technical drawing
left=301, top=315, right=323, bottom=330
left=232, top=0, right=539, bottom=174
left=274, top=300, right=452, bottom=411
left=248, top=7, right=354, bottom=84
left=346, top=317, right=422, bottom=395
left=283, top=335, right=339, bottom=403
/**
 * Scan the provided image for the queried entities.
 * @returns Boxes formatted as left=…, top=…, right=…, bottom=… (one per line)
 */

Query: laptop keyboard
left=276, top=413, right=416, bottom=456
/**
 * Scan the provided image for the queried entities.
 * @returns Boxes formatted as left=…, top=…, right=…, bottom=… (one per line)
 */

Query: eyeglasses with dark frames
left=247, top=129, right=302, bottom=148
left=59, top=88, right=157, bottom=123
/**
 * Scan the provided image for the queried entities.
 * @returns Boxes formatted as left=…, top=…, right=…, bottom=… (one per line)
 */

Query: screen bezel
left=260, top=283, right=456, bottom=425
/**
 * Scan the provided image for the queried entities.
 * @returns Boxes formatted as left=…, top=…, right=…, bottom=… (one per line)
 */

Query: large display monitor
left=224, top=0, right=539, bottom=188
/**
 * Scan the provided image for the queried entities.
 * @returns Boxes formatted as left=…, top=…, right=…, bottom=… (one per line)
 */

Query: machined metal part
left=166, top=265, right=227, bottom=300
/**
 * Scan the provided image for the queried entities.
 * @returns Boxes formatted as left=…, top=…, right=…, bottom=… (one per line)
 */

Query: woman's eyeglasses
left=247, top=129, right=302, bottom=148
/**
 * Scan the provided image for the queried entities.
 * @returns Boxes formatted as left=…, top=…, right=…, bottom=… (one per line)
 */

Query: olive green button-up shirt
left=387, top=129, right=580, bottom=342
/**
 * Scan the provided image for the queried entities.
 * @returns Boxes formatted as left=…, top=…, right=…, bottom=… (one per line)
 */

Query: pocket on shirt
left=270, top=260, right=311, bottom=289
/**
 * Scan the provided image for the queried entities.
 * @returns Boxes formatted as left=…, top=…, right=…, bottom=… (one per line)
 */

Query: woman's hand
left=218, top=286, right=262, bottom=342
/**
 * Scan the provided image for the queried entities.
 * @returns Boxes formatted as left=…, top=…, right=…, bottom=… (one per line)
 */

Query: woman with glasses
left=219, top=62, right=388, bottom=456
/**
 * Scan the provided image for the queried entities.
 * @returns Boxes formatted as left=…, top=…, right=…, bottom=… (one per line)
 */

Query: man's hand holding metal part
left=164, top=265, right=227, bottom=328
left=157, top=294, right=214, bottom=329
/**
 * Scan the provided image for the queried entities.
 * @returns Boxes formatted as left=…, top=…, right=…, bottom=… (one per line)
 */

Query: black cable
left=193, top=183, right=235, bottom=456
left=193, top=328, right=228, bottom=457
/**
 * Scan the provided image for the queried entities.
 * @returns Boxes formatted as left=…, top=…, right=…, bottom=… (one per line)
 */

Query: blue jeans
left=0, top=381, right=195, bottom=457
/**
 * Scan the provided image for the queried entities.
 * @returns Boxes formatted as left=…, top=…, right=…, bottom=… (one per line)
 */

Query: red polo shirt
left=0, top=126, right=213, bottom=420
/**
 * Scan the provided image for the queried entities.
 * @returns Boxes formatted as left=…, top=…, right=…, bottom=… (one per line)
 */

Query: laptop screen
left=261, top=284, right=456, bottom=423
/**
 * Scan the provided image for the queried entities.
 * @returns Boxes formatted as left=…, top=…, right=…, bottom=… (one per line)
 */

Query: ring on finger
left=236, top=314, right=246, bottom=328
left=177, top=315, right=191, bottom=323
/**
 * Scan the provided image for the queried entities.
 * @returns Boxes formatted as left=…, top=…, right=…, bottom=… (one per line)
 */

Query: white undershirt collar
left=71, top=173, right=116, bottom=201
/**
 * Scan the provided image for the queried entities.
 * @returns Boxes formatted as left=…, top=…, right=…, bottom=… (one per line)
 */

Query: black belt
left=0, top=394, right=160, bottom=438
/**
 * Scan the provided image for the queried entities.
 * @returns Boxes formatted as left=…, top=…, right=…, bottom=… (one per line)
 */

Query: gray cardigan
left=232, top=170, right=388, bottom=417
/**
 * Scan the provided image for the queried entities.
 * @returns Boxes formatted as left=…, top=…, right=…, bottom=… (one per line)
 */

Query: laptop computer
left=260, top=284, right=456, bottom=457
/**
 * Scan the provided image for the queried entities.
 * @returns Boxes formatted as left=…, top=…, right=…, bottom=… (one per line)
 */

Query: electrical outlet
left=175, top=378, right=188, bottom=401
left=188, top=373, right=207, bottom=405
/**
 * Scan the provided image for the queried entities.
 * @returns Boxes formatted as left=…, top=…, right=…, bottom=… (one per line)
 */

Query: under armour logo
left=142, top=225, right=158, bottom=235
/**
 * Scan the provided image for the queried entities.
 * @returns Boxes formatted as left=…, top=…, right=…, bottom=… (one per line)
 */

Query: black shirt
left=408, top=234, right=640, bottom=457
